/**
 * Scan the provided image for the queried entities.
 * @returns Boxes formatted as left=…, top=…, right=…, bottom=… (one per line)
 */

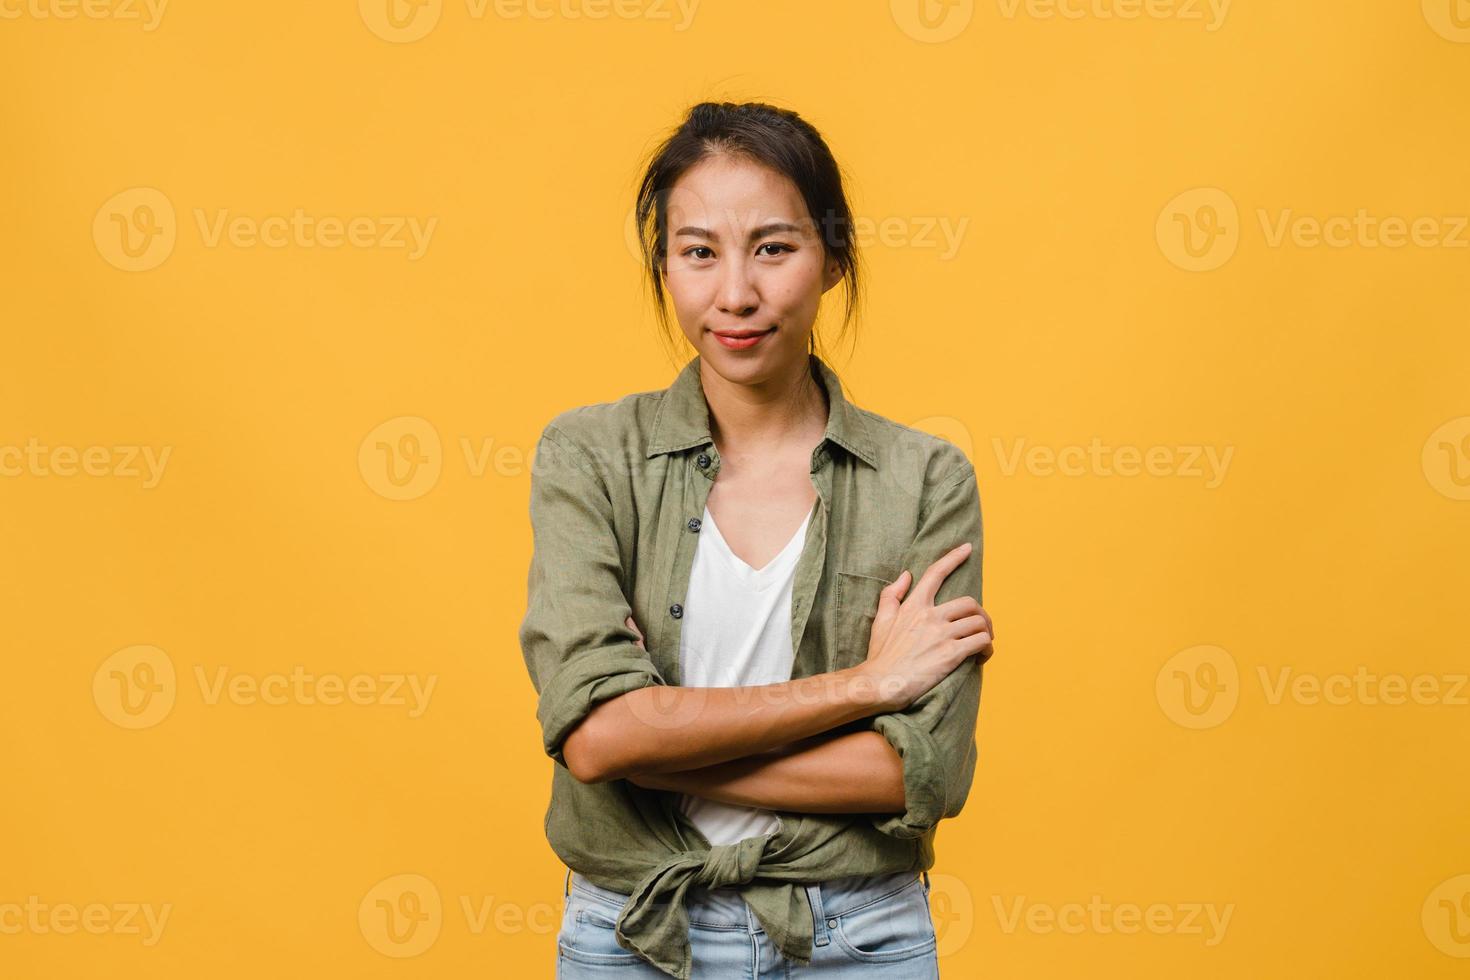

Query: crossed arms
left=519, top=424, right=986, bottom=836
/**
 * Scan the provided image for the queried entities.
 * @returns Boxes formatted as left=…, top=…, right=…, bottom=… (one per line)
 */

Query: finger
left=974, top=606, right=993, bottom=638
left=872, top=570, right=911, bottom=629
left=947, top=613, right=991, bottom=639
left=935, top=595, right=984, bottom=624
left=957, top=630, right=992, bottom=660
left=880, top=570, right=911, bottom=603
left=910, top=542, right=972, bottom=605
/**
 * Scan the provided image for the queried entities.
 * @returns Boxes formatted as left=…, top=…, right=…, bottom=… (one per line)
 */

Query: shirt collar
left=645, top=352, right=879, bottom=469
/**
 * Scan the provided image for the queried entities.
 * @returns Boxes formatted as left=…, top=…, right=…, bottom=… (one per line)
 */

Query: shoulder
left=535, top=387, right=665, bottom=468
left=851, top=405, right=976, bottom=492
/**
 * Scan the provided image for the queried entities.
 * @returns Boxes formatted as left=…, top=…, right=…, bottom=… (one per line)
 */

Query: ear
left=821, top=256, right=844, bottom=293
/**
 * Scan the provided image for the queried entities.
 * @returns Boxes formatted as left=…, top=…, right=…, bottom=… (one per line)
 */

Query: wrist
left=837, top=663, right=900, bottom=717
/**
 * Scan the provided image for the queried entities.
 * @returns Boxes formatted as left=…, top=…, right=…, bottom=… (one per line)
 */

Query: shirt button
left=687, top=517, right=702, bottom=532
left=669, top=603, right=683, bottom=619
left=827, top=918, right=837, bottom=928
left=696, top=453, right=711, bottom=469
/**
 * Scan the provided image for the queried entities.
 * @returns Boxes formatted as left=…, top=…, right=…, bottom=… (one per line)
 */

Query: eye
left=757, top=243, right=793, bottom=257
left=682, top=246, right=714, bottom=260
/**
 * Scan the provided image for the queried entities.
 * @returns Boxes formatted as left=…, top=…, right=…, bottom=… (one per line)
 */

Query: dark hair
left=633, top=101, right=864, bottom=367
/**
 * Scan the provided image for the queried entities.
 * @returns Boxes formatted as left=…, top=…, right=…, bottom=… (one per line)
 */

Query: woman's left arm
left=627, top=728, right=907, bottom=813
left=610, top=613, right=906, bottom=812
left=623, top=447, right=988, bottom=820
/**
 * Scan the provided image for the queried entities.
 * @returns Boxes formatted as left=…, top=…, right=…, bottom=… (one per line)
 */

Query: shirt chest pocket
left=831, top=565, right=902, bottom=669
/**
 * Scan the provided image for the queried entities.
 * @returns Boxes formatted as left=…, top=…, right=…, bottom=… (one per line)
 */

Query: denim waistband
left=566, top=867, right=924, bottom=931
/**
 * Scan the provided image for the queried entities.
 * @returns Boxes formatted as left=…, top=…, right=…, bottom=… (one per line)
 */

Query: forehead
left=667, top=155, right=807, bottom=230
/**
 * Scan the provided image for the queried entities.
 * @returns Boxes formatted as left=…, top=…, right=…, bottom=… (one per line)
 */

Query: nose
left=715, top=252, right=760, bottom=317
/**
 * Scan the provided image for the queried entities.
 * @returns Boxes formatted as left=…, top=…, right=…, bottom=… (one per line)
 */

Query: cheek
left=664, top=271, right=711, bottom=314
left=765, top=256, right=827, bottom=306
left=760, top=275, right=820, bottom=317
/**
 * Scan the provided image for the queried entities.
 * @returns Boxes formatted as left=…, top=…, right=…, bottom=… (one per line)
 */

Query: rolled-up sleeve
left=518, top=421, right=666, bottom=771
left=866, top=455, right=985, bottom=838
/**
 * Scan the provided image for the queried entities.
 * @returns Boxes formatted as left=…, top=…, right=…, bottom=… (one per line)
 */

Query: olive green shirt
left=518, top=352, right=985, bottom=979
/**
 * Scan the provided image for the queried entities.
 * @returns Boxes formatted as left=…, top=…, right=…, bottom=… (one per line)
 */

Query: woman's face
left=662, top=154, right=843, bottom=384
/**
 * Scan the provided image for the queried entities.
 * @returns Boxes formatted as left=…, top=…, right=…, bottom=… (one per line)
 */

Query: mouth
left=710, top=325, right=777, bottom=350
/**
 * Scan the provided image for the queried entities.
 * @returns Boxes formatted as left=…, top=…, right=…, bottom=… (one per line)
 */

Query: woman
left=519, top=101, right=995, bottom=979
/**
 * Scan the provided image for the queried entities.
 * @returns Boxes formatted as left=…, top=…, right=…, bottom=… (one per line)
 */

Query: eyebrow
left=672, top=221, right=806, bottom=242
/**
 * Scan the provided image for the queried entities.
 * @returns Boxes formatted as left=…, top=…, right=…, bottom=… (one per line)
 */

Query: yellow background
left=3, top=0, right=1469, bottom=976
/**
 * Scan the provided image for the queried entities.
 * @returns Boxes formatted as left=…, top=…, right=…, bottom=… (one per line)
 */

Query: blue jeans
left=555, top=867, right=939, bottom=978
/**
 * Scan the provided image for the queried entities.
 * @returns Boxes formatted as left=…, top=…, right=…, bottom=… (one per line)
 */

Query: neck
left=700, top=355, right=828, bottom=460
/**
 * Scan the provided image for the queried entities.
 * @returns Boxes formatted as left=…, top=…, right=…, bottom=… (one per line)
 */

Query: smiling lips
left=711, top=326, right=776, bottom=350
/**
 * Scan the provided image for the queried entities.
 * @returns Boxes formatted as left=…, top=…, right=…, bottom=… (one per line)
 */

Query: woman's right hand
left=859, top=542, right=993, bottom=712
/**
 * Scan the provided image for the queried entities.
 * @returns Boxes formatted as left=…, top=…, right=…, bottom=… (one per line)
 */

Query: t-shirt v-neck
left=676, top=498, right=816, bottom=847
left=700, top=502, right=814, bottom=590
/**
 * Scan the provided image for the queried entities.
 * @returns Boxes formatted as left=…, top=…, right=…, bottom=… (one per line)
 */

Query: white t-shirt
left=677, top=499, right=816, bottom=846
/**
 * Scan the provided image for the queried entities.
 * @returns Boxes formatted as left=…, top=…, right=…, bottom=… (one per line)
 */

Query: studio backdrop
left=3, top=2, right=1469, bottom=977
